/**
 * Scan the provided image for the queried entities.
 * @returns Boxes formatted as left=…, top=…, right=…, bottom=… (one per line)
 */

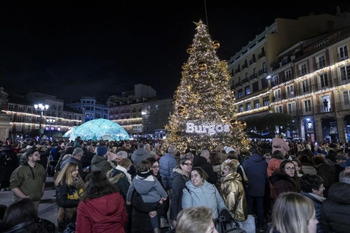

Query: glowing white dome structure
left=63, top=118, right=130, bottom=141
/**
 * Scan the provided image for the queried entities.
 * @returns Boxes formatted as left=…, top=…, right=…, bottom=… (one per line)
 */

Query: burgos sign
left=185, top=122, right=230, bottom=136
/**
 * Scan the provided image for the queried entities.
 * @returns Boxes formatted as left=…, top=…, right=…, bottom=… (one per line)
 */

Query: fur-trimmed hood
left=173, top=166, right=189, bottom=178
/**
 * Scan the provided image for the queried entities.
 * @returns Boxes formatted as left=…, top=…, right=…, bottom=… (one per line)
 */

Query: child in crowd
left=126, top=160, right=168, bottom=233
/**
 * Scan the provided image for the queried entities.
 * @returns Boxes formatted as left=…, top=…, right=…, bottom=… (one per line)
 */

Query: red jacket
left=267, top=158, right=282, bottom=198
left=75, top=192, right=128, bottom=233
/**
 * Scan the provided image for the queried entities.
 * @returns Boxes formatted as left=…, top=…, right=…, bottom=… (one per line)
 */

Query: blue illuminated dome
left=63, top=118, right=130, bottom=141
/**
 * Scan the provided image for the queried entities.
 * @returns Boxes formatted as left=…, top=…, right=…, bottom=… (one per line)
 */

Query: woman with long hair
left=75, top=171, right=128, bottom=233
left=0, top=198, right=48, bottom=233
left=55, top=162, right=84, bottom=232
left=269, top=192, right=318, bottom=233
left=269, top=160, right=300, bottom=200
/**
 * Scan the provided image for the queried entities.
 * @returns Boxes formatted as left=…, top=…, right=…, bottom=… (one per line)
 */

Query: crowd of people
left=0, top=134, right=349, bottom=233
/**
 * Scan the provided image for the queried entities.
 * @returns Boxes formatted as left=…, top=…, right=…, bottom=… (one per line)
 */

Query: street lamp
left=34, top=103, right=49, bottom=138
left=46, top=118, right=56, bottom=141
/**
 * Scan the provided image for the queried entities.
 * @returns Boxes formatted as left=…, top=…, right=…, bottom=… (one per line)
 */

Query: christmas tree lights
left=165, top=20, right=249, bottom=153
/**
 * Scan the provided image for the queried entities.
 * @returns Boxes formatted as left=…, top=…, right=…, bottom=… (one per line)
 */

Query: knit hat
left=224, top=146, right=235, bottom=154
left=96, top=146, right=107, bottom=156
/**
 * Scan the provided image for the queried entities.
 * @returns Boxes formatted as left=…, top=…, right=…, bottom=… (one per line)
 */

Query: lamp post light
left=34, top=103, right=49, bottom=139
left=46, top=118, right=56, bottom=141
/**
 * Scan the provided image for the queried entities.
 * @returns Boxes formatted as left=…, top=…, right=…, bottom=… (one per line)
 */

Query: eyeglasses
left=285, top=167, right=295, bottom=170
left=183, top=163, right=193, bottom=166
left=151, top=166, right=159, bottom=169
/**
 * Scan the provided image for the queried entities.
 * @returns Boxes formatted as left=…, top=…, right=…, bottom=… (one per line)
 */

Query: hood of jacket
left=133, top=148, right=149, bottom=156
left=248, top=153, right=265, bottom=162
left=81, top=192, right=125, bottom=222
left=222, top=172, right=242, bottom=183
left=173, top=167, right=189, bottom=177
left=133, top=175, right=158, bottom=195
left=269, top=170, right=293, bottom=185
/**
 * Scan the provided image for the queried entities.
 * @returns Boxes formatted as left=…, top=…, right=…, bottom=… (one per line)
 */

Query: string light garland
left=165, top=20, right=249, bottom=153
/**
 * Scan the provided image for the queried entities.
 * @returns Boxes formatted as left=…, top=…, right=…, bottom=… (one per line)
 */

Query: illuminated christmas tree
left=165, top=20, right=249, bottom=153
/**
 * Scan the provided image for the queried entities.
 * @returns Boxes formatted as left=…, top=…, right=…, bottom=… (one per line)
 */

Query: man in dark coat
left=243, top=146, right=268, bottom=233
left=80, top=144, right=95, bottom=169
left=0, top=145, right=18, bottom=191
left=321, top=169, right=350, bottom=233
left=193, top=149, right=217, bottom=185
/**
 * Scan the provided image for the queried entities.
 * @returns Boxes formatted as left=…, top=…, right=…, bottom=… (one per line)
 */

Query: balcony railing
left=258, top=51, right=265, bottom=59
left=249, top=73, right=258, bottom=80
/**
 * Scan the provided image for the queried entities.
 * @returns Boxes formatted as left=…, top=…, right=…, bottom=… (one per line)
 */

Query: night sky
left=0, top=0, right=348, bottom=103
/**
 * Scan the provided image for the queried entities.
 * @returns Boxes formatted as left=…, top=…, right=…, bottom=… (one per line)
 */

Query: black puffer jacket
left=193, top=155, right=217, bottom=184
left=321, top=182, right=350, bottom=233
left=170, top=167, right=189, bottom=221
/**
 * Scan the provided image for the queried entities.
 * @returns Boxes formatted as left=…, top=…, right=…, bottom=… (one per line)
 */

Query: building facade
left=228, top=11, right=350, bottom=142
left=66, top=96, right=108, bottom=122
left=269, top=28, right=350, bottom=143
left=2, top=92, right=82, bottom=140
left=107, top=84, right=172, bottom=137
left=141, top=98, right=173, bottom=138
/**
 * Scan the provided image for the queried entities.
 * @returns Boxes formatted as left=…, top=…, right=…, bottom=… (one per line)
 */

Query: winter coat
left=131, top=148, right=151, bottom=166
left=269, top=171, right=299, bottom=199
left=56, top=178, right=84, bottom=231
left=10, top=163, right=46, bottom=202
left=0, top=147, right=18, bottom=188
left=1, top=220, right=48, bottom=233
left=170, top=167, right=189, bottom=221
left=126, top=173, right=167, bottom=204
left=321, top=182, right=350, bottom=233
left=300, top=191, right=325, bottom=233
left=271, top=138, right=290, bottom=156
left=90, top=155, right=112, bottom=175
left=221, top=172, right=247, bottom=221
left=115, top=165, right=132, bottom=183
left=80, top=151, right=95, bottom=169
left=182, top=180, right=227, bottom=219
left=193, top=155, right=218, bottom=185
left=159, top=153, right=177, bottom=190
left=242, top=153, right=268, bottom=197
left=75, top=192, right=128, bottom=233
left=267, top=158, right=282, bottom=199
left=316, top=163, right=335, bottom=197
left=107, top=167, right=130, bottom=201
left=301, top=165, right=317, bottom=175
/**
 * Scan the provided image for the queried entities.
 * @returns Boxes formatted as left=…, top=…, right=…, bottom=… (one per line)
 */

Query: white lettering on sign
left=185, top=122, right=230, bottom=135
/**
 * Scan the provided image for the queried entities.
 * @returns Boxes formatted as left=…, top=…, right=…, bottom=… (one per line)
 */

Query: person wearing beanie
left=96, top=146, right=108, bottom=157
left=224, top=146, right=235, bottom=155
left=91, top=146, right=113, bottom=175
